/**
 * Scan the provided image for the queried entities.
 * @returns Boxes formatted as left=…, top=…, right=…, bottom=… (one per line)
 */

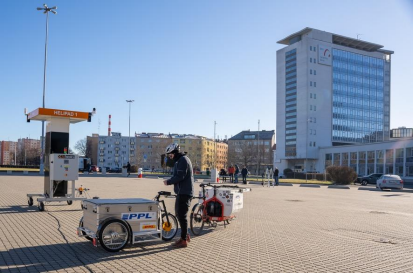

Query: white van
left=376, top=174, right=403, bottom=190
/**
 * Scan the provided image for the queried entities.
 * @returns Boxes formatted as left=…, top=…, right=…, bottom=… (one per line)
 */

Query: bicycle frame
left=154, top=191, right=176, bottom=224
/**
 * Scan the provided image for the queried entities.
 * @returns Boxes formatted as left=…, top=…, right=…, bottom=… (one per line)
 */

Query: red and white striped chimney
left=108, top=115, right=112, bottom=136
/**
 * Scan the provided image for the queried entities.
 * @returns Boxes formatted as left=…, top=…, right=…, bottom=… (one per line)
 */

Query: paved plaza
left=1, top=174, right=413, bottom=272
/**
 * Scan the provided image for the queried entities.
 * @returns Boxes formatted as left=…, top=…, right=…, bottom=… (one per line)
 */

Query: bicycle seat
left=158, top=191, right=171, bottom=196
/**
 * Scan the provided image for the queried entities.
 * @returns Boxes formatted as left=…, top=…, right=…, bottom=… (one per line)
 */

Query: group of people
left=262, top=167, right=279, bottom=186
left=219, top=165, right=249, bottom=184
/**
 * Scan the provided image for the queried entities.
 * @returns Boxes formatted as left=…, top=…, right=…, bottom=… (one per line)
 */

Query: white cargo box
left=82, top=198, right=160, bottom=242
left=199, top=187, right=245, bottom=216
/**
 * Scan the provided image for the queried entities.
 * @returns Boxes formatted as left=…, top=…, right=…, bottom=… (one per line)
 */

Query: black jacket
left=167, top=153, right=194, bottom=196
left=241, top=168, right=248, bottom=176
left=235, top=165, right=240, bottom=175
left=274, top=168, right=279, bottom=176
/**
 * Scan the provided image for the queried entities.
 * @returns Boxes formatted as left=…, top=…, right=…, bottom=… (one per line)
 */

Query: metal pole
left=214, top=121, right=216, bottom=168
left=129, top=103, right=131, bottom=163
left=256, top=119, right=260, bottom=175
left=37, top=4, right=57, bottom=174
left=39, top=11, right=49, bottom=175
left=126, top=100, right=134, bottom=164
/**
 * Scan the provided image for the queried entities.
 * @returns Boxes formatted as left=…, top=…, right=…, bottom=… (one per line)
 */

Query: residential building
left=228, top=130, right=275, bottom=174
left=0, top=141, right=17, bottom=165
left=276, top=27, right=393, bottom=172
left=86, top=134, right=99, bottom=165
left=95, top=132, right=135, bottom=169
left=89, top=132, right=227, bottom=172
left=16, top=138, right=41, bottom=165
left=170, top=134, right=228, bottom=171
left=136, top=133, right=173, bottom=170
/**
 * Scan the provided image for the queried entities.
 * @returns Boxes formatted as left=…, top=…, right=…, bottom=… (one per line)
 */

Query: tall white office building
left=276, top=28, right=393, bottom=172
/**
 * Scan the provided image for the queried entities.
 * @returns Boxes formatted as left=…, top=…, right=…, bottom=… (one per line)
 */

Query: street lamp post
left=214, top=121, right=217, bottom=168
left=256, top=119, right=260, bottom=175
left=37, top=4, right=57, bottom=175
left=126, top=100, right=134, bottom=164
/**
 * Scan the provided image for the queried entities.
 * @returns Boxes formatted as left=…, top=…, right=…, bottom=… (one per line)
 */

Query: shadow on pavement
left=0, top=240, right=176, bottom=272
left=381, top=194, right=409, bottom=197
left=357, top=187, right=413, bottom=193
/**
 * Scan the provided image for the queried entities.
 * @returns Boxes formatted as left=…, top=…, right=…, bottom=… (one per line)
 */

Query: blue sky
left=1, top=0, right=413, bottom=151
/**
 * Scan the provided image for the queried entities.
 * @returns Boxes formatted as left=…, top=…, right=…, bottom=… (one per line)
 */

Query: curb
left=328, top=185, right=350, bottom=189
left=299, top=184, right=321, bottom=188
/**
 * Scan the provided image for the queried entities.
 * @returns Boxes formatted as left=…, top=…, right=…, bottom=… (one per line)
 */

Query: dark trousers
left=242, top=175, right=247, bottom=184
left=229, top=173, right=234, bottom=183
left=175, top=194, right=191, bottom=240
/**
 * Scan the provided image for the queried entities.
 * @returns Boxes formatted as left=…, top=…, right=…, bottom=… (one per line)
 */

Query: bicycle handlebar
left=154, top=191, right=177, bottom=201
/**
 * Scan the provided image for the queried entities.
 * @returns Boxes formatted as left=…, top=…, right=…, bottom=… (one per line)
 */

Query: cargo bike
left=190, top=182, right=251, bottom=235
left=77, top=191, right=178, bottom=252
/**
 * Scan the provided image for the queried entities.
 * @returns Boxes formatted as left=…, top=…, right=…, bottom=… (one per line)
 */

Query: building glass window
left=285, top=49, right=297, bottom=157
left=332, top=48, right=386, bottom=144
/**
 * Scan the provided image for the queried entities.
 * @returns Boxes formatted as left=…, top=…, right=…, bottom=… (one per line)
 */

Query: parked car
left=358, top=173, right=383, bottom=186
left=376, top=174, right=403, bottom=190
left=99, top=167, right=110, bottom=173
left=109, top=167, right=122, bottom=173
left=89, top=165, right=99, bottom=172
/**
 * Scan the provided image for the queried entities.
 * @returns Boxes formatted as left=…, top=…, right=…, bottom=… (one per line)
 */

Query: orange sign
left=142, top=225, right=156, bottom=230
left=27, top=108, right=89, bottom=121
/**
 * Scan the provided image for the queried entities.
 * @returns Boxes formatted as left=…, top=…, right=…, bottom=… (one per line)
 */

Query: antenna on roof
left=357, top=34, right=363, bottom=40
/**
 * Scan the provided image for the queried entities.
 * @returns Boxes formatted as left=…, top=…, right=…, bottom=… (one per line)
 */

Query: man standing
left=241, top=166, right=248, bottom=184
left=127, top=162, right=131, bottom=177
left=234, top=165, right=240, bottom=183
left=228, top=165, right=235, bottom=183
left=163, top=143, right=194, bottom=248
left=274, top=167, right=279, bottom=186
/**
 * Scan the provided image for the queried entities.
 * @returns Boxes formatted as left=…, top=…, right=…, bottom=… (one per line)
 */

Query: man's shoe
left=172, top=238, right=187, bottom=248
left=186, top=234, right=191, bottom=243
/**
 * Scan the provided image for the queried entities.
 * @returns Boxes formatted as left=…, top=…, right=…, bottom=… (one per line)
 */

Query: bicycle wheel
left=190, top=203, right=205, bottom=236
left=161, top=213, right=178, bottom=241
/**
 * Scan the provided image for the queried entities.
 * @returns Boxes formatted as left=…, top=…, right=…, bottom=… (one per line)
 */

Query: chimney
left=108, top=115, right=112, bottom=136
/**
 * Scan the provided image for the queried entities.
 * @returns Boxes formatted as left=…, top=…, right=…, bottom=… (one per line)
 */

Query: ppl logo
left=323, top=49, right=331, bottom=58
left=121, top=212, right=156, bottom=221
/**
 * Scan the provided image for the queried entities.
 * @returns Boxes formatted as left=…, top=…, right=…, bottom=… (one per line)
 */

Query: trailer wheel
left=67, top=200, right=73, bottom=205
left=38, top=202, right=44, bottom=211
left=98, top=219, right=129, bottom=252
left=161, top=213, right=178, bottom=241
left=28, top=197, right=33, bottom=206
left=190, top=203, right=205, bottom=236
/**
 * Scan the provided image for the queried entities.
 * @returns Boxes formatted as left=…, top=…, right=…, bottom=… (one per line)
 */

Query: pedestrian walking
left=127, top=162, right=131, bottom=177
left=274, top=167, right=279, bottom=186
left=241, top=166, right=248, bottom=184
left=269, top=167, right=273, bottom=187
left=163, top=143, right=194, bottom=248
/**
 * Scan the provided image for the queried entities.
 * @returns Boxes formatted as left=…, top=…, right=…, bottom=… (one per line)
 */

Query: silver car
left=376, top=174, right=403, bottom=190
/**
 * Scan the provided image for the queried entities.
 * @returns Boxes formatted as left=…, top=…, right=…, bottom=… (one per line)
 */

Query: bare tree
left=74, top=138, right=91, bottom=157
left=229, top=141, right=255, bottom=170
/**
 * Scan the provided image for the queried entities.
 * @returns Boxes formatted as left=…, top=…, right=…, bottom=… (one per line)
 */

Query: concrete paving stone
left=2, top=175, right=413, bottom=272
